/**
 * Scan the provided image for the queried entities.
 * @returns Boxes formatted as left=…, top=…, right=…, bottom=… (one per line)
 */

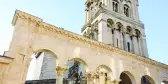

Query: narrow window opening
left=113, top=0, right=118, bottom=12
left=124, top=4, right=130, bottom=17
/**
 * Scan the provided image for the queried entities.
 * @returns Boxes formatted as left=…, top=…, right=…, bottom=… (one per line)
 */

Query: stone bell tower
left=81, top=0, right=149, bottom=57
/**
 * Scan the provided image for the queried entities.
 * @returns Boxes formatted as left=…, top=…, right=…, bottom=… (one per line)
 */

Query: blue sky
left=0, top=0, right=168, bottom=64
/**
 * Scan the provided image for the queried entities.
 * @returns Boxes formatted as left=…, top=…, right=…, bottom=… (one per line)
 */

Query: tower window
left=124, top=4, right=130, bottom=17
left=127, top=42, right=130, bottom=52
left=113, top=0, right=119, bottom=12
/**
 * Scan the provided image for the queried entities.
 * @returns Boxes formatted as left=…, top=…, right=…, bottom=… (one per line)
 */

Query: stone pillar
left=141, top=35, right=149, bottom=57
left=85, top=8, right=89, bottom=23
left=56, top=66, right=67, bottom=84
left=123, top=32, right=127, bottom=51
left=138, top=37, right=142, bottom=56
left=86, top=73, right=94, bottom=84
left=113, top=29, right=117, bottom=48
left=120, top=32, right=124, bottom=50
left=99, top=72, right=106, bottom=84
left=93, top=73, right=99, bottom=84
left=132, top=35, right=138, bottom=54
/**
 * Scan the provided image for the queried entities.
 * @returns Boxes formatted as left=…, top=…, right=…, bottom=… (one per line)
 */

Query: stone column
left=56, top=66, right=67, bottom=84
left=85, top=8, right=89, bottom=23
left=99, top=72, right=106, bottom=84
left=131, top=29, right=139, bottom=55
left=132, top=35, right=138, bottom=54
left=141, top=35, right=149, bottom=57
left=113, top=29, right=118, bottom=48
left=123, top=32, right=127, bottom=51
left=138, top=37, right=142, bottom=56
left=93, top=73, right=99, bottom=84
left=86, top=73, right=94, bottom=84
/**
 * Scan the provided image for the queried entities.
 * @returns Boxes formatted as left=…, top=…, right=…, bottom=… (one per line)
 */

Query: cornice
left=12, top=10, right=43, bottom=26
left=0, top=56, right=13, bottom=64
left=13, top=10, right=168, bottom=70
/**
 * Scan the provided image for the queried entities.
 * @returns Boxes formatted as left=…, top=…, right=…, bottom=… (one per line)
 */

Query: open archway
left=96, top=65, right=112, bottom=84
left=119, top=71, right=135, bottom=84
left=26, top=49, right=58, bottom=81
left=64, top=58, right=87, bottom=84
left=141, top=75, right=155, bottom=84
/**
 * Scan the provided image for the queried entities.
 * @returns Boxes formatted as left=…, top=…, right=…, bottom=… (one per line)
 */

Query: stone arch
left=126, top=26, right=132, bottom=35
left=135, top=29, right=141, bottom=38
left=34, top=49, right=58, bottom=58
left=26, top=49, right=58, bottom=80
left=119, top=71, right=136, bottom=84
left=68, top=58, right=88, bottom=68
left=141, top=75, right=155, bottom=84
left=96, top=64, right=112, bottom=72
left=116, top=22, right=124, bottom=32
left=64, top=57, right=88, bottom=83
left=34, top=49, right=59, bottom=65
left=96, top=64, right=113, bottom=83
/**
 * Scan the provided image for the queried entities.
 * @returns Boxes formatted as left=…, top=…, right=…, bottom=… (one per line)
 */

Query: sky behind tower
left=0, top=0, right=168, bottom=65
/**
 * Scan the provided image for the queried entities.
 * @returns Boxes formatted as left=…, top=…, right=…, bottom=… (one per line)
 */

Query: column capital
left=93, top=73, right=99, bottom=79
left=86, top=72, right=94, bottom=78
left=56, top=66, right=67, bottom=76
left=111, top=79, right=121, bottom=84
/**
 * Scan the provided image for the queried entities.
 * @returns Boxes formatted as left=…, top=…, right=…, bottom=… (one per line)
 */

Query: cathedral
left=0, top=0, right=168, bottom=84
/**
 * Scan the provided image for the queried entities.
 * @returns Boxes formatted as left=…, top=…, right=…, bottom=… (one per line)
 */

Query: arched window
left=113, top=0, right=119, bottom=12
left=124, top=4, right=130, bottom=17
left=126, top=26, right=132, bottom=35
left=135, top=29, right=141, bottom=41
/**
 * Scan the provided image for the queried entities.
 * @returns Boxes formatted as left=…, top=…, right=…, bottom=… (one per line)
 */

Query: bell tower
left=81, top=0, right=149, bottom=57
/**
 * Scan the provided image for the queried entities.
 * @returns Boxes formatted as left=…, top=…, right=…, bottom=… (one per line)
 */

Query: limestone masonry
left=0, top=0, right=168, bottom=84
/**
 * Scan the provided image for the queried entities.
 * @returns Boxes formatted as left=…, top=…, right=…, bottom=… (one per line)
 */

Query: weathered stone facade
left=0, top=0, right=168, bottom=84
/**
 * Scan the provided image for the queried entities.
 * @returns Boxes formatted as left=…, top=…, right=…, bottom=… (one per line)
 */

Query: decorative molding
left=12, top=10, right=43, bottom=26
left=0, top=56, right=13, bottom=64
left=13, top=10, right=168, bottom=70
left=56, top=66, right=67, bottom=76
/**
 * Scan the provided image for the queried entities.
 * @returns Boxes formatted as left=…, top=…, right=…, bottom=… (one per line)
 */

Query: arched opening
left=96, top=65, right=112, bottom=84
left=115, top=22, right=124, bottom=49
left=126, top=26, right=133, bottom=52
left=113, top=0, right=119, bottom=12
left=162, top=81, right=168, bottom=84
left=26, top=49, right=57, bottom=83
left=124, top=4, right=130, bottom=17
left=135, top=29, right=141, bottom=41
left=64, top=58, right=87, bottom=84
left=119, top=71, right=135, bottom=84
left=141, top=75, right=155, bottom=84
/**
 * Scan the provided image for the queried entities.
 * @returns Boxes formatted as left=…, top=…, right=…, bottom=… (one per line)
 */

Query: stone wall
left=0, top=56, right=13, bottom=84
